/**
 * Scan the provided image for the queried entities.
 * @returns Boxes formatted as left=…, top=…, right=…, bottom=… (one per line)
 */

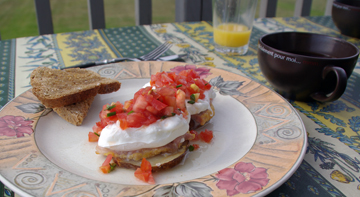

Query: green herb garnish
left=127, top=110, right=134, bottom=115
left=190, top=94, right=196, bottom=101
left=107, top=112, right=116, bottom=117
left=110, top=163, right=116, bottom=171
left=188, top=145, right=195, bottom=151
left=106, top=104, right=116, bottom=110
left=94, top=132, right=100, bottom=137
left=187, top=100, right=195, bottom=104
left=176, top=84, right=183, bottom=88
left=161, top=113, right=176, bottom=119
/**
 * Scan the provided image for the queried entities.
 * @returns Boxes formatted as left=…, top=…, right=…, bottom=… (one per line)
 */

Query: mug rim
left=333, top=1, right=360, bottom=11
left=258, top=31, right=360, bottom=60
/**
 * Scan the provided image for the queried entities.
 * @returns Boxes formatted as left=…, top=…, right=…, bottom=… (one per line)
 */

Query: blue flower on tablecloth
left=307, top=185, right=319, bottom=195
left=254, top=18, right=294, bottom=32
left=307, top=136, right=360, bottom=184
left=283, top=17, right=324, bottom=33
left=64, top=36, right=103, bottom=52
left=348, top=116, right=360, bottom=132
left=20, top=36, right=61, bottom=79
left=306, top=101, right=355, bottom=127
left=62, top=31, right=97, bottom=40
left=68, top=48, right=112, bottom=63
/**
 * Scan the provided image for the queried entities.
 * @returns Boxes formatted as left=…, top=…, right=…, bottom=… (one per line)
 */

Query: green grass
left=0, top=0, right=328, bottom=40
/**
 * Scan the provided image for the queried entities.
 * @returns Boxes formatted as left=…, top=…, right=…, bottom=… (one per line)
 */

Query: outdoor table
left=0, top=16, right=359, bottom=197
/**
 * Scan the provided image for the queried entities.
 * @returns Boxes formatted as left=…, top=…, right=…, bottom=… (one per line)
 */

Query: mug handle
left=310, top=66, right=347, bottom=102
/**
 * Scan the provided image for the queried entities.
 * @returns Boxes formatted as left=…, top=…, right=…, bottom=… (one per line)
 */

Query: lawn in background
left=0, top=0, right=328, bottom=40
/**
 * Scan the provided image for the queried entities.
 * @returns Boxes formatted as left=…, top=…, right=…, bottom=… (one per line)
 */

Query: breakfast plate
left=0, top=61, right=307, bottom=197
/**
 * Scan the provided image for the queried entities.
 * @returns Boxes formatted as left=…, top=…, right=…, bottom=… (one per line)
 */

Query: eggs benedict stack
left=93, top=69, right=215, bottom=171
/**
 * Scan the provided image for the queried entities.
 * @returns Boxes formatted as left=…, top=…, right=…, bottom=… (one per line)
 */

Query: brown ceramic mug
left=258, top=32, right=359, bottom=102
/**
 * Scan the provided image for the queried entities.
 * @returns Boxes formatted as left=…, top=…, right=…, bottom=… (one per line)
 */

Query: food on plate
left=134, top=158, right=155, bottom=184
left=189, top=129, right=214, bottom=143
left=150, top=71, right=216, bottom=129
left=30, top=67, right=121, bottom=108
left=30, top=67, right=121, bottom=125
left=92, top=69, right=215, bottom=173
left=53, top=96, right=95, bottom=126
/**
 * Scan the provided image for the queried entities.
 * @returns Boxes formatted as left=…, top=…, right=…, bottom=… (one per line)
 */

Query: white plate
left=0, top=62, right=307, bottom=197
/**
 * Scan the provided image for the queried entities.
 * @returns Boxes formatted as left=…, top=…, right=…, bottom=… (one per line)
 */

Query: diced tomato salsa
left=190, top=129, right=214, bottom=144
left=199, top=129, right=213, bottom=143
left=150, top=69, right=211, bottom=100
left=99, top=154, right=116, bottom=174
left=93, top=70, right=212, bottom=132
left=134, top=158, right=155, bottom=184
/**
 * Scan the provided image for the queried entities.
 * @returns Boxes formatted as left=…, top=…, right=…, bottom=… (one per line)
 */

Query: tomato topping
left=189, top=130, right=199, bottom=141
left=88, top=132, right=99, bottom=142
left=199, top=129, right=214, bottom=143
left=140, top=157, right=152, bottom=172
left=92, top=124, right=103, bottom=134
left=193, top=144, right=200, bottom=150
left=150, top=70, right=211, bottom=101
left=134, top=158, right=155, bottom=184
left=151, top=98, right=168, bottom=111
left=134, top=168, right=150, bottom=182
left=99, top=154, right=116, bottom=174
left=188, top=144, right=200, bottom=151
left=93, top=70, right=212, bottom=131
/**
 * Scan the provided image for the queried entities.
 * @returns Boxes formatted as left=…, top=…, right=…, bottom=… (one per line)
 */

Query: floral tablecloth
left=1, top=16, right=360, bottom=197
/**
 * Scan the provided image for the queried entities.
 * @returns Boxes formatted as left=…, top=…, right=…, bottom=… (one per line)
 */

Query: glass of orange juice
left=213, top=0, right=258, bottom=55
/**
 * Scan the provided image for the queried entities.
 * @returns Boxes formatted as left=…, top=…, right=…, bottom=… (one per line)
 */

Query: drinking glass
left=213, top=0, right=258, bottom=55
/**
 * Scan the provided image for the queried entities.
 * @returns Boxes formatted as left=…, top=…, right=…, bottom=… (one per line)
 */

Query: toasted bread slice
left=30, top=67, right=121, bottom=108
left=52, top=96, right=95, bottom=126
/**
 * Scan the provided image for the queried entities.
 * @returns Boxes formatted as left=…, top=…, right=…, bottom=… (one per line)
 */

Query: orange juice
left=214, top=23, right=251, bottom=47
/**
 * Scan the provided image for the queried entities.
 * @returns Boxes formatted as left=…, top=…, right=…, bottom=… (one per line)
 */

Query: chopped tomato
left=99, top=165, right=111, bottom=174
left=156, top=86, right=176, bottom=96
left=162, top=106, right=174, bottom=116
left=176, top=89, right=186, bottom=111
left=199, top=129, right=213, bottom=143
left=140, top=157, right=152, bottom=172
left=151, top=98, right=168, bottom=111
left=92, top=124, right=103, bottom=134
left=134, top=168, right=150, bottom=182
left=119, top=119, right=128, bottom=130
left=127, top=112, right=148, bottom=128
left=133, top=95, right=148, bottom=111
left=102, top=154, right=113, bottom=165
left=163, top=96, right=176, bottom=108
left=193, top=144, right=200, bottom=150
left=99, top=154, right=115, bottom=174
left=88, top=132, right=99, bottom=142
left=146, top=105, right=159, bottom=114
left=134, top=158, right=155, bottom=184
left=93, top=70, right=212, bottom=131
left=148, top=174, right=156, bottom=184
left=189, top=130, right=200, bottom=141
